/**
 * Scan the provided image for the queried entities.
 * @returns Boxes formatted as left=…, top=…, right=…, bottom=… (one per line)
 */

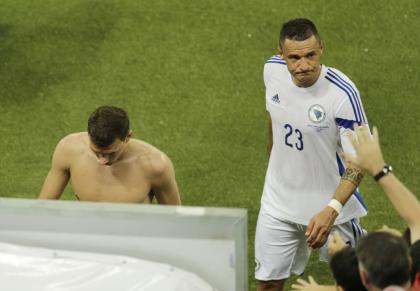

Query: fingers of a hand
left=291, top=284, right=304, bottom=291
left=296, top=278, right=309, bottom=286
left=306, top=224, right=320, bottom=244
left=356, top=123, right=370, bottom=143
left=372, top=126, right=379, bottom=142
left=346, top=130, right=358, bottom=148
left=334, top=231, right=345, bottom=244
left=305, top=220, right=314, bottom=236
left=342, top=152, right=357, bottom=164
left=310, top=228, right=328, bottom=248
left=329, top=232, right=338, bottom=244
left=308, top=276, right=316, bottom=284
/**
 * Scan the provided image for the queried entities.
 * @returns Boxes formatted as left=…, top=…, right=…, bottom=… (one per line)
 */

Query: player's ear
left=319, top=40, right=324, bottom=55
left=359, top=270, right=370, bottom=289
left=125, top=130, right=133, bottom=142
left=277, top=45, right=283, bottom=57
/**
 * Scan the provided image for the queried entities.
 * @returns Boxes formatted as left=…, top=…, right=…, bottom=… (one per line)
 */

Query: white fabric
left=255, top=208, right=366, bottom=280
left=0, top=241, right=216, bottom=291
left=328, top=199, right=343, bottom=214
left=262, top=55, right=368, bottom=225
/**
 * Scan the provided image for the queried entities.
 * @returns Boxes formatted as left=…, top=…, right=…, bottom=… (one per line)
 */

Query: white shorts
left=254, top=208, right=366, bottom=281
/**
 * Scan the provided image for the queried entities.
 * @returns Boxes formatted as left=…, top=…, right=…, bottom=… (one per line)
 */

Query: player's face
left=279, top=35, right=323, bottom=88
left=89, top=137, right=129, bottom=166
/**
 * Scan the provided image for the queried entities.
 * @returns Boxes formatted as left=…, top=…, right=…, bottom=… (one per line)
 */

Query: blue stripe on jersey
left=325, top=75, right=360, bottom=122
left=353, top=190, right=368, bottom=210
left=266, top=61, right=286, bottom=65
left=336, top=153, right=345, bottom=176
left=266, top=55, right=286, bottom=65
left=327, top=69, right=367, bottom=123
left=335, top=118, right=359, bottom=129
left=350, top=219, right=358, bottom=243
left=336, top=154, right=368, bottom=211
left=327, top=70, right=366, bottom=122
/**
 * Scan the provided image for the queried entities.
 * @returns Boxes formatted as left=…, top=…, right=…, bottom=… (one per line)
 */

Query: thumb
left=334, top=231, right=344, bottom=243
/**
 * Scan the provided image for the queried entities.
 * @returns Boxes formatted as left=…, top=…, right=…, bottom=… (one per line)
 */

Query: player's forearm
left=332, top=166, right=363, bottom=206
left=38, top=184, right=65, bottom=199
left=156, top=193, right=181, bottom=205
left=332, top=179, right=358, bottom=206
left=377, top=173, right=420, bottom=238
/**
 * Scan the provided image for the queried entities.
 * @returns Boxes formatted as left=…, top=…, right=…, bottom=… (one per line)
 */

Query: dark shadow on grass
left=0, top=0, right=120, bottom=105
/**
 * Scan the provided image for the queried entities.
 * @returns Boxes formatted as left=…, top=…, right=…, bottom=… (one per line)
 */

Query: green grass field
left=1, top=0, right=419, bottom=289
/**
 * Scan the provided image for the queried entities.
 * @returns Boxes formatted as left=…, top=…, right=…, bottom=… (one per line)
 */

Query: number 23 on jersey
left=284, top=123, right=304, bottom=151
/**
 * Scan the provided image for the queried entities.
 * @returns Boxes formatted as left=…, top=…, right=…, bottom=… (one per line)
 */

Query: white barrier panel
left=0, top=242, right=214, bottom=290
left=0, top=198, right=248, bottom=291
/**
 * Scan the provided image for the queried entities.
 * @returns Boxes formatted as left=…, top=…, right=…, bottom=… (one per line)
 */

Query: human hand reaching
left=343, top=124, right=386, bottom=176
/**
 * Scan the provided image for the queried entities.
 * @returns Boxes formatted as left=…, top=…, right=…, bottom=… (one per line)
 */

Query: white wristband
left=328, top=199, right=343, bottom=214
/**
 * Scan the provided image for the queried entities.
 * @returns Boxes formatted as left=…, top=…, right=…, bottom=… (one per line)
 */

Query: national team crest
left=308, top=104, right=326, bottom=123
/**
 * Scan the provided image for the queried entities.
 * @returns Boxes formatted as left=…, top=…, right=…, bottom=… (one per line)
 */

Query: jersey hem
left=261, top=205, right=367, bottom=226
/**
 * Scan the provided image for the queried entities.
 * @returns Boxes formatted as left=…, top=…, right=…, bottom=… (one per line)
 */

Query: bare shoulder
left=130, top=139, right=172, bottom=176
left=56, top=132, right=87, bottom=151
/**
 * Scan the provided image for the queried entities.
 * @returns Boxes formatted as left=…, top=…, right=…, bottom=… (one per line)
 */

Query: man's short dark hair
left=356, top=232, right=411, bottom=289
left=87, top=106, right=130, bottom=148
left=330, top=247, right=367, bottom=291
left=279, top=18, right=320, bottom=46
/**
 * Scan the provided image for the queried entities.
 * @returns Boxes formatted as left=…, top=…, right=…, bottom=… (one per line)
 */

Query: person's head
left=410, top=240, right=420, bottom=285
left=278, top=18, right=323, bottom=88
left=87, top=106, right=132, bottom=165
left=356, top=232, right=411, bottom=290
left=402, top=227, right=411, bottom=246
left=329, top=247, right=367, bottom=291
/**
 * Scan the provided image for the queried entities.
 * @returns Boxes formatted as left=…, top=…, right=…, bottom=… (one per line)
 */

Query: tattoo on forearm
left=342, top=167, right=364, bottom=186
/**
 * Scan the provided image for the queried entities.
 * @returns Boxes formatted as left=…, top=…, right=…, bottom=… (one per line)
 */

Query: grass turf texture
left=1, top=0, right=419, bottom=289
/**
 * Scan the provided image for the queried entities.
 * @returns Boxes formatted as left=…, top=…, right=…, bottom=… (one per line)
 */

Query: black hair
left=87, top=106, right=130, bottom=148
left=330, top=247, right=367, bottom=291
left=279, top=18, right=320, bottom=46
left=356, top=232, right=411, bottom=289
left=411, top=240, right=420, bottom=284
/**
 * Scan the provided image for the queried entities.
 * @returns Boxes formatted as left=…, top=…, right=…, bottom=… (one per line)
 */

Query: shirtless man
left=39, top=106, right=181, bottom=204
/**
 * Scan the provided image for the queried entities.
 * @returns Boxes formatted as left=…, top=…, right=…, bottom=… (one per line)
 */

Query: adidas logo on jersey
left=271, top=94, right=280, bottom=103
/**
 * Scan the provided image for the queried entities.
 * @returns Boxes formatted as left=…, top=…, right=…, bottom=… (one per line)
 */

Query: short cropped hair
left=279, top=18, right=320, bottom=46
left=87, top=106, right=130, bottom=148
left=356, top=232, right=410, bottom=289
left=330, top=247, right=367, bottom=291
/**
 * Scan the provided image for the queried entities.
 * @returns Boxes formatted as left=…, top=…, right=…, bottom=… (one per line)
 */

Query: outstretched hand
left=327, top=231, right=347, bottom=256
left=291, top=276, right=322, bottom=291
left=343, top=124, right=386, bottom=176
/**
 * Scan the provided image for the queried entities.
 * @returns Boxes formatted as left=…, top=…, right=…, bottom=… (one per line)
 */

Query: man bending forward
left=39, top=105, right=181, bottom=205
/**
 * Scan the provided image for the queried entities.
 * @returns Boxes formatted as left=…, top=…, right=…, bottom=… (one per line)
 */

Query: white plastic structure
left=0, top=198, right=248, bottom=291
left=0, top=241, right=214, bottom=290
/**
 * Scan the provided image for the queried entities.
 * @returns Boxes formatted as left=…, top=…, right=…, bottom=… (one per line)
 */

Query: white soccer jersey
left=262, top=55, right=368, bottom=225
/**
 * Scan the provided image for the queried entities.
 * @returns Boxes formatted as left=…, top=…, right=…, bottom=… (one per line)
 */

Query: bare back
left=39, top=133, right=180, bottom=205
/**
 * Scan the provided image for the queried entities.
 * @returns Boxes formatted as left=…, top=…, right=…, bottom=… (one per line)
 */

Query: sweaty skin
left=38, top=132, right=181, bottom=205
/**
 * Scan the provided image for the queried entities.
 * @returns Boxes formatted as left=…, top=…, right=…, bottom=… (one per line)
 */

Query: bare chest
left=69, top=158, right=152, bottom=203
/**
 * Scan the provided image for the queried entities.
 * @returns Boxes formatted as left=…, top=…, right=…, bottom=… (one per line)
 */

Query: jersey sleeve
left=334, top=81, right=369, bottom=155
left=264, top=63, right=272, bottom=111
